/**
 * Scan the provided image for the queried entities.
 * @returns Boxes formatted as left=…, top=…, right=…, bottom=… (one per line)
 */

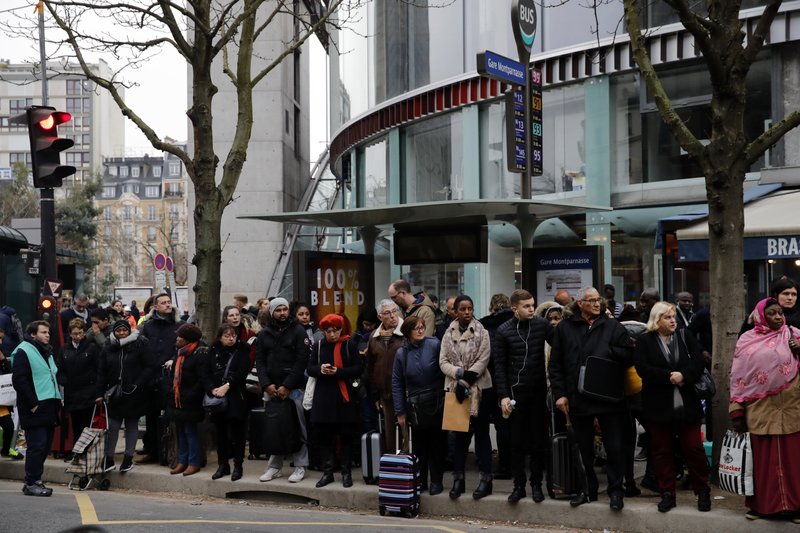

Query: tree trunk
left=192, top=186, right=223, bottom=339
left=705, top=164, right=745, bottom=479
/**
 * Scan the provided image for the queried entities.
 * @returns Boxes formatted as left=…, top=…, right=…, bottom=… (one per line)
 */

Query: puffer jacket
left=492, top=316, right=552, bottom=401
left=57, top=336, right=101, bottom=411
left=549, top=309, right=635, bottom=416
left=392, top=336, right=444, bottom=416
left=255, top=320, right=310, bottom=392
left=140, top=309, right=184, bottom=368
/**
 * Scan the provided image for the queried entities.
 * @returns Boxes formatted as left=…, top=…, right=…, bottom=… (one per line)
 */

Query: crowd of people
left=1, top=277, right=799, bottom=524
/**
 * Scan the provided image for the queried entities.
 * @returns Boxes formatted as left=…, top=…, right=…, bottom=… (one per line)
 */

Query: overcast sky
left=1, top=1, right=328, bottom=162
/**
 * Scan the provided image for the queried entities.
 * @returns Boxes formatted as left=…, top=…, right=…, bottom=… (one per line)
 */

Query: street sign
left=165, top=256, right=174, bottom=273
left=476, top=51, right=526, bottom=86
left=21, top=248, right=41, bottom=276
left=511, top=0, right=538, bottom=64
left=45, top=279, right=63, bottom=298
left=153, top=252, right=167, bottom=271
left=155, top=270, right=167, bottom=292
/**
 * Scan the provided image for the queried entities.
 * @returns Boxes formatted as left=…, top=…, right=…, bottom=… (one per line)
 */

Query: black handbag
left=577, top=356, right=624, bottom=403
left=203, top=354, right=234, bottom=415
left=406, top=389, right=444, bottom=429
left=677, top=330, right=716, bottom=400
left=263, top=398, right=302, bottom=456
left=104, top=384, right=122, bottom=404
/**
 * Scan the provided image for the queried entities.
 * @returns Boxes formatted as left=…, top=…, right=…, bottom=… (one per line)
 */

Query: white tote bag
left=718, top=429, right=754, bottom=496
left=0, top=373, right=16, bottom=406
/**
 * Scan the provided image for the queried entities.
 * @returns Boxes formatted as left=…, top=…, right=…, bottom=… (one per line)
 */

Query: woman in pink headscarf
left=730, top=297, right=800, bottom=522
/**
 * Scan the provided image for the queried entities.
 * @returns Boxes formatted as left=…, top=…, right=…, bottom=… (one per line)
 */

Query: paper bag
left=441, top=391, right=471, bottom=432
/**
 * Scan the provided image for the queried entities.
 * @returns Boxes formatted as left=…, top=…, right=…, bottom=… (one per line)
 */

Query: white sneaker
left=288, top=466, right=305, bottom=483
left=259, top=467, right=282, bottom=482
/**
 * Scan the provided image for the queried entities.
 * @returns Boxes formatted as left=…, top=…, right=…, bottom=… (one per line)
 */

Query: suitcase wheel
left=99, top=478, right=111, bottom=491
left=379, top=505, right=386, bottom=516
left=79, top=476, right=90, bottom=489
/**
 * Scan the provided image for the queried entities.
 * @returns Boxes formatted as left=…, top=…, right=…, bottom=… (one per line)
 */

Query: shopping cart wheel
left=99, top=478, right=111, bottom=491
left=79, top=476, right=90, bottom=489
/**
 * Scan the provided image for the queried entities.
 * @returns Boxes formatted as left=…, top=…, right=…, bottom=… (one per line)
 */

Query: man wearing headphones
left=492, top=289, right=552, bottom=504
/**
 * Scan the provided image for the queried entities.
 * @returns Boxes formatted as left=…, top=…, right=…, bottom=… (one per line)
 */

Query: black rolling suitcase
left=548, top=403, right=581, bottom=497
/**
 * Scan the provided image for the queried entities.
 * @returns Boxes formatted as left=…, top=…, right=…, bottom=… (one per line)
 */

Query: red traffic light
left=39, top=296, right=56, bottom=311
left=32, top=110, right=71, bottom=131
left=39, top=115, right=55, bottom=130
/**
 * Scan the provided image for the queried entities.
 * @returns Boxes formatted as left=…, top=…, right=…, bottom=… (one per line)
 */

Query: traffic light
left=38, top=295, right=57, bottom=321
left=25, top=106, right=76, bottom=188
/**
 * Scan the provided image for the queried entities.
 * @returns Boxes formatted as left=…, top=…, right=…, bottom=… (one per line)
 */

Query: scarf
left=443, top=319, right=485, bottom=417
left=730, top=298, right=800, bottom=403
left=333, top=336, right=351, bottom=403
left=173, top=341, right=199, bottom=408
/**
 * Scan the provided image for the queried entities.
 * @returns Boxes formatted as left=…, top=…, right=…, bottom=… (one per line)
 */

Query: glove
left=462, top=370, right=479, bottom=385
left=455, top=383, right=469, bottom=403
left=731, top=415, right=748, bottom=434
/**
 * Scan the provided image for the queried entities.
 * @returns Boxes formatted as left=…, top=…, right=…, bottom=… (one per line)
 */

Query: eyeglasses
left=380, top=310, right=398, bottom=316
left=413, top=325, right=426, bottom=332
left=581, top=298, right=602, bottom=304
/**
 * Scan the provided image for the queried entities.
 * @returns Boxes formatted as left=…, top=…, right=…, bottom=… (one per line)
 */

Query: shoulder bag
left=203, top=352, right=234, bottom=415
left=577, top=355, right=624, bottom=403
left=403, top=348, right=444, bottom=429
left=678, top=330, right=716, bottom=400
left=104, top=354, right=125, bottom=405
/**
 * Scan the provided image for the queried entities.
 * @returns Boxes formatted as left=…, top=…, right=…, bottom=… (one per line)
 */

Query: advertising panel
left=523, top=246, right=603, bottom=302
left=293, top=251, right=374, bottom=332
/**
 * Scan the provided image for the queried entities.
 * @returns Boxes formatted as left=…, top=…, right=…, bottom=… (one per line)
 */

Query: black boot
left=342, top=471, right=353, bottom=488
left=231, top=461, right=243, bottom=482
left=508, top=485, right=526, bottom=503
left=472, top=473, right=493, bottom=500
left=531, top=484, right=545, bottom=503
left=212, top=462, right=231, bottom=480
left=449, top=473, right=466, bottom=500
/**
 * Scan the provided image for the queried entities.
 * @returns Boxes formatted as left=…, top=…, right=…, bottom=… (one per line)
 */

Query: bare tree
left=5, top=0, right=360, bottom=338
left=623, top=0, right=800, bottom=467
left=0, top=162, right=39, bottom=225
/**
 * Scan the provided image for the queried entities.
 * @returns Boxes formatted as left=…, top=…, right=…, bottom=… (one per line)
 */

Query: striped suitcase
left=378, top=453, right=421, bottom=517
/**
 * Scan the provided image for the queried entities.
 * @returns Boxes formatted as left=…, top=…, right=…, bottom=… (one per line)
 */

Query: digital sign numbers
left=505, top=67, right=543, bottom=176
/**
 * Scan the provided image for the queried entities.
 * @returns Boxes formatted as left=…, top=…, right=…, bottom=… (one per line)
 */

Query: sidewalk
left=0, top=454, right=794, bottom=533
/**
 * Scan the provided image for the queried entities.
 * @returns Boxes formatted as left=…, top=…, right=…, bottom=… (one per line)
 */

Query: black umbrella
left=564, top=411, right=590, bottom=496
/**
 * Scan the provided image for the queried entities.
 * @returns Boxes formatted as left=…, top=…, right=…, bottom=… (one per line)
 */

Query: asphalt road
left=0, top=480, right=586, bottom=533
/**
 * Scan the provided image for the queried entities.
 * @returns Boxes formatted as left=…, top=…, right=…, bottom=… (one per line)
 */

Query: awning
left=241, top=199, right=611, bottom=230
left=0, top=225, right=28, bottom=252
left=676, top=189, right=800, bottom=262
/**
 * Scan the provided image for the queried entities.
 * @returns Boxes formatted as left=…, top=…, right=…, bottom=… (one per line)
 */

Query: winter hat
left=176, top=323, right=203, bottom=343
left=111, top=320, right=131, bottom=333
left=268, top=297, right=290, bottom=315
left=319, top=313, right=345, bottom=330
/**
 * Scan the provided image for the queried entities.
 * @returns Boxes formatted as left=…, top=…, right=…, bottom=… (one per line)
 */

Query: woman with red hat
left=306, top=313, right=363, bottom=488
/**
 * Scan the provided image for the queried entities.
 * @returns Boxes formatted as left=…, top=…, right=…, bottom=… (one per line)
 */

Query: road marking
left=75, top=492, right=99, bottom=524
left=92, top=520, right=464, bottom=531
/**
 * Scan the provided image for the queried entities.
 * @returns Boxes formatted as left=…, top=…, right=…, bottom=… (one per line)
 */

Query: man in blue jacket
left=12, top=320, right=62, bottom=496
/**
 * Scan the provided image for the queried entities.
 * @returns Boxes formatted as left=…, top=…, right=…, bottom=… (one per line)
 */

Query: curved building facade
left=307, top=0, right=800, bottom=312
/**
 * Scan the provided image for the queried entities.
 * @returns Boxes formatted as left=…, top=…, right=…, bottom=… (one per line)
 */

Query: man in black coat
left=11, top=321, right=62, bottom=496
left=493, top=289, right=552, bottom=503
left=549, top=287, right=635, bottom=511
left=255, top=297, right=311, bottom=484
left=137, top=293, right=184, bottom=464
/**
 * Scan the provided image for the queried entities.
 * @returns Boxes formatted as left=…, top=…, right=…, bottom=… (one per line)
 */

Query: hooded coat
left=97, top=330, right=153, bottom=419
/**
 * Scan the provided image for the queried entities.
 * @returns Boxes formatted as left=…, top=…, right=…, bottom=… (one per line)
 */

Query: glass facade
left=402, top=113, right=463, bottom=203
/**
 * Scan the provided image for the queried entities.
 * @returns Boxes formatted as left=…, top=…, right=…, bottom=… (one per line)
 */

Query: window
left=66, top=98, right=82, bottom=114
left=169, top=162, right=181, bottom=176
left=66, top=80, right=83, bottom=95
left=148, top=227, right=157, bottom=241
left=122, top=206, right=133, bottom=220
left=103, top=206, right=112, bottom=219
left=103, top=248, right=112, bottom=262
left=123, top=225, right=134, bottom=238
left=148, top=205, right=157, bottom=220
left=124, top=266, right=134, bottom=283
left=170, top=228, right=179, bottom=241
left=102, top=186, right=115, bottom=198
left=108, top=166, right=117, bottom=176
left=169, top=204, right=180, bottom=220
left=153, top=166, right=162, bottom=178
left=119, top=166, right=129, bottom=177
left=131, top=166, right=140, bottom=178
left=66, top=152, right=91, bottom=166
left=145, top=186, right=159, bottom=198
left=9, top=98, right=32, bottom=115
left=10, top=152, right=31, bottom=166
left=104, top=226, right=112, bottom=237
